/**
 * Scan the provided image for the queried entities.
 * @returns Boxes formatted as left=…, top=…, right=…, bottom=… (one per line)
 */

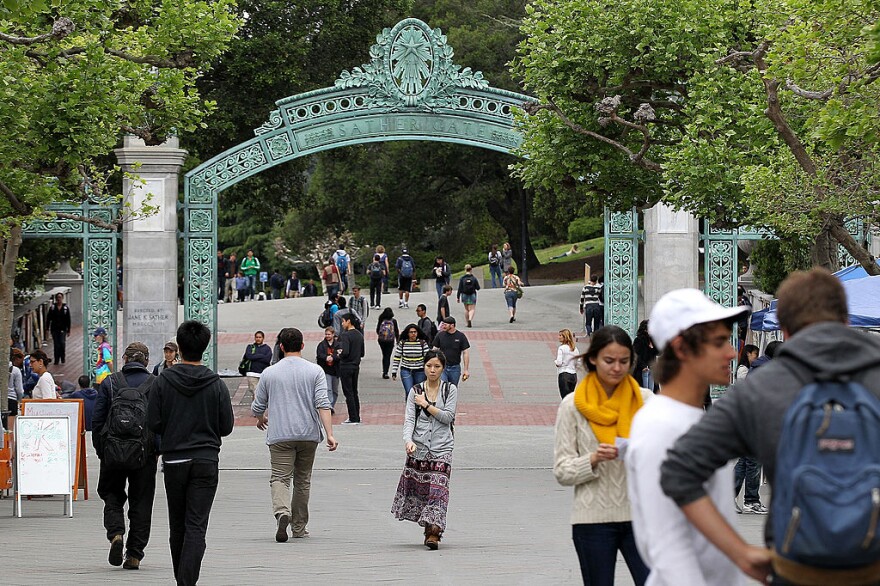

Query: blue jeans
left=504, top=289, right=518, bottom=308
left=572, top=522, right=649, bottom=586
left=734, top=457, right=762, bottom=505
left=435, top=280, right=445, bottom=299
left=326, top=374, right=340, bottom=409
left=246, top=275, right=257, bottom=299
left=489, top=265, right=503, bottom=287
left=441, top=364, right=462, bottom=386
left=400, top=368, right=427, bottom=398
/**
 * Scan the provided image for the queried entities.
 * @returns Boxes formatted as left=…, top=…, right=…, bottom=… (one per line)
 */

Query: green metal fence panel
left=603, top=208, right=640, bottom=338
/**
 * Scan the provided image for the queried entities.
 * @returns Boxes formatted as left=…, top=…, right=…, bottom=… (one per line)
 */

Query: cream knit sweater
left=554, top=389, right=653, bottom=525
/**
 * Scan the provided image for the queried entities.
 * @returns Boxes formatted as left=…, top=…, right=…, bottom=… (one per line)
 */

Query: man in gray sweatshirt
left=659, top=269, right=880, bottom=585
left=251, top=327, right=338, bottom=543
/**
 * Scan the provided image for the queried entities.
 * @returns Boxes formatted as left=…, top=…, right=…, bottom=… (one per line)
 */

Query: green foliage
left=750, top=238, right=812, bottom=294
left=515, top=0, right=880, bottom=266
left=0, top=0, right=239, bottom=225
left=15, top=238, right=81, bottom=299
left=567, top=216, right=602, bottom=242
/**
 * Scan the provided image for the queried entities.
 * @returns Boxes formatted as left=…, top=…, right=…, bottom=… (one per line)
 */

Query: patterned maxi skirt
left=391, top=452, right=452, bottom=531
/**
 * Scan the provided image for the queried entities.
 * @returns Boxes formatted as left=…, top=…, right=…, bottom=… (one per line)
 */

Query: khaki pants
left=269, top=441, right=318, bottom=535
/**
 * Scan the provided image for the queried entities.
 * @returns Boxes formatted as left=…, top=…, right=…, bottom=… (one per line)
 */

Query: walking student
left=242, top=331, right=272, bottom=394
left=93, top=342, right=157, bottom=571
left=147, top=320, right=234, bottom=586
left=153, top=341, right=178, bottom=376
left=391, top=349, right=458, bottom=550
left=431, top=256, right=450, bottom=298
left=553, top=325, right=651, bottom=586
left=502, top=266, right=523, bottom=323
left=375, top=308, right=400, bottom=380
left=316, top=327, right=341, bottom=413
left=579, top=275, right=604, bottom=337
left=555, top=329, right=579, bottom=399
left=488, top=244, right=503, bottom=287
left=431, top=317, right=470, bottom=386
left=367, top=254, right=385, bottom=308
left=659, top=269, right=880, bottom=586
left=251, top=327, right=338, bottom=543
left=625, top=289, right=748, bottom=585
left=94, top=327, right=114, bottom=385
left=456, top=264, right=480, bottom=328
left=390, top=324, right=430, bottom=398
left=396, top=248, right=415, bottom=309
left=240, top=249, right=261, bottom=300
left=338, top=313, right=365, bottom=424
left=46, top=292, right=71, bottom=365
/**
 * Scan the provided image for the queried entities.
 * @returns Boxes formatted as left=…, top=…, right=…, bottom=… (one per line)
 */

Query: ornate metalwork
left=184, top=18, right=536, bottom=367
left=838, top=217, right=866, bottom=267
left=604, top=209, right=640, bottom=338
left=83, top=237, right=117, bottom=375
left=704, top=239, right=738, bottom=308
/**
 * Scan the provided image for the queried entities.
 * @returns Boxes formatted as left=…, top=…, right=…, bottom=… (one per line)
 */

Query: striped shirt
left=579, top=285, right=602, bottom=311
left=391, top=340, right=430, bottom=375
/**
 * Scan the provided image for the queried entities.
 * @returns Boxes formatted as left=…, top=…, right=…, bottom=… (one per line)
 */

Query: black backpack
left=318, top=305, right=334, bottom=328
left=461, top=275, right=477, bottom=295
left=414, top=381, right=454, bottom=435
left=101, top=372, right=154, bottom=469
left=369, top=261, right=384, bottom=280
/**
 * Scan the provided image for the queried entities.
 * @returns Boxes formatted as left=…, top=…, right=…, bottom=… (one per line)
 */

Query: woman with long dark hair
left=736, top=344, right=759, bottom=380
left=632, top=320, right=659, bottom=392
left=375, top=308, right=400, bottom=379
left=391, top=349, right=457, bottom=550
left=554, top=325, right=651, bottom=586
left=391, top=324, right=430, bottom=398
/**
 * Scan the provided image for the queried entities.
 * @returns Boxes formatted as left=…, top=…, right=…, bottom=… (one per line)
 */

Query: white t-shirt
left=32, top=371, right=57, bottom=399
left=555, top=345, right=579, bottom=375
left=626, top=394, right=740, bottom=586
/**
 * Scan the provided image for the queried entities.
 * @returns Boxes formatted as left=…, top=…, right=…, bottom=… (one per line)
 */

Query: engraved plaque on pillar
left=656, top=204, right=690, bottom=234
left=127, top=178, right=165, bottom=232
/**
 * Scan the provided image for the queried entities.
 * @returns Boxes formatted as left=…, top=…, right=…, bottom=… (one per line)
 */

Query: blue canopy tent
left=833, top=260, right=880, bottom=282
left=751, top=275, right=880, bottom=331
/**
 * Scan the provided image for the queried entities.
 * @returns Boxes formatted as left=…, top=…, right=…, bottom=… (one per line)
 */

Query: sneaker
left=742, top=502, right=768, bottom=514
left=341, top=419, right=361, bottom=425
left=276, top=513, right=290, bottom=542
left=398, top=301, right=404, bottom=308
left=122, top=556, right=140, bottom=570
left=108, top=534, right=124, bottom=566
left=734, top=498, right=743, bottom=514
left=404, top=303, right=409, bottom=308
left=509, top=316, right=514, bottom=323
left=382, top=374, right=390, bottom=379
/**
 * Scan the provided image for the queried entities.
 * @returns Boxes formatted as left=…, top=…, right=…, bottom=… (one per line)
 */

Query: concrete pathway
left=6, top=283, right=768, bottom=584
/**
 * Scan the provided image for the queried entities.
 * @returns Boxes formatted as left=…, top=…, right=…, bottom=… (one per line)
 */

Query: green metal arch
left=182, top=18, right=535, bottom=366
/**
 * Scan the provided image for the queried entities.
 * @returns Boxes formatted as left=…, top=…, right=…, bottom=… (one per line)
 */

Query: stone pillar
left=643, top=203, right=699, bottom=316
left=115, top=136, right=187, bottom=361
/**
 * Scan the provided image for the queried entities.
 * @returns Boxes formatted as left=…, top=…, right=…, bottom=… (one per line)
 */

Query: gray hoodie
left=660, top=322, right=880, bottom=543
left=251, top=356, right=330, bottom=445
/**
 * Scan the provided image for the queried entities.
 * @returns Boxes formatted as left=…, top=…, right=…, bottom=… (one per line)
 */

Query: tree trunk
left=0, top=224, right=23, bottom=423
left=827, top=216, right=880, bottom=276
left=810, top=225, right=838, bottom=271
left=487, top=186, right=540, bottom=274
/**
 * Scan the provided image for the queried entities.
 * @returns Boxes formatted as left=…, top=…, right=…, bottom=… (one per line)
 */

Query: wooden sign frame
left=20, top=398, right=88, bottom=500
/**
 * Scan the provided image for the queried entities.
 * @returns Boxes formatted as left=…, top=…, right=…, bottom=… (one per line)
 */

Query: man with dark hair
left=148, top=320, right=234, bottom=586
left=251, top=327, right=338, bottom=542
left=416, top=304, right=436, bottom=341
left=431, top=317, right=470, bottom=386
left=437, top=285, right=452, bottom=323
left=45, top=292, right=71, bottom=365
left=338, top=314, right=365, bottom=424
left=92, top=341, right=156, bottom=570
left=659, top=269, right=880, bottom=585
left=579, top=274, right=603, bottom=337
left=626, top=289, right=748, bottom=584
left=70, top=374, right=97, bottom=431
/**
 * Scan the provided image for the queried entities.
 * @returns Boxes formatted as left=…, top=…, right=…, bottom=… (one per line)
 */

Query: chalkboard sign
left=21, top=398, right=88, bottom=499
left=15, top=416, right=73, bottom=517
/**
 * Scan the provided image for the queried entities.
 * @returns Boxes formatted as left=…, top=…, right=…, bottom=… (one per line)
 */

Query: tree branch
left=785, top=80, right=833, bottom=100
left=0, top=18, right=74, bottom=46
left=53, top=212, right=121, bottom=231
left=0, top=180, right=32, bottom=216
left=522, top=99, right=662, bottom=172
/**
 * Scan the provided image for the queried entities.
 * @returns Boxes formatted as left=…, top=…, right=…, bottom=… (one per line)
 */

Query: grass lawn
left=449, top=237, right=605, bottom=281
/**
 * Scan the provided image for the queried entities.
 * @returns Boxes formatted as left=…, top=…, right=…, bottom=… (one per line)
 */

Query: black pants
left=369, top=277, right=382, bottom=307
left=8, top=398, right=17, bottom=415
left=378, top=340, right=395, bottom=376
left=163, top=459, right=219, bottom=586
left=217, top=277, right=225, bottom=301
left=51, top=329, right=66, bottom=364
left=558, top=373, right=577, bottom=398
left=97, top=458, right=158, bottom=561
left=584, top=304, right=604, bottom=335
left=339, top=363, right=361, bottom=423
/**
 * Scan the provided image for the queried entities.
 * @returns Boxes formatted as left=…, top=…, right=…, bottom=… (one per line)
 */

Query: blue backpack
left=336, top=254, right=349, bottom=274
left=772, top=375, right=880, bottom=573
left=399, top=257, right=414, bottom=278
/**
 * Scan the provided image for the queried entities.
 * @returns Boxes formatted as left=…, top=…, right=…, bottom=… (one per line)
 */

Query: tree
left=515, top=0, right=880, bottom=274
left=0, top=1, right=239, bottom=401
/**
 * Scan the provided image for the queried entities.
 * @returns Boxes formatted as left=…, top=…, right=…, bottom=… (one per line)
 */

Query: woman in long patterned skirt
left=391, top=349, right=458, bottom=550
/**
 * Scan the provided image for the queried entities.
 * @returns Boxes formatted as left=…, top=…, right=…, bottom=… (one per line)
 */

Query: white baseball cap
left=648, top=289, right=749, bottom=351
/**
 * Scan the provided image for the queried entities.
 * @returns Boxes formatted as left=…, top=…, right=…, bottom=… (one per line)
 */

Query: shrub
left=567, top=216, right=604, bottom=242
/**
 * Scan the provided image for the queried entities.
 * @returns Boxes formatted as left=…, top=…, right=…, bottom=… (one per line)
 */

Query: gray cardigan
left=403, top=382, right=457, bottom=458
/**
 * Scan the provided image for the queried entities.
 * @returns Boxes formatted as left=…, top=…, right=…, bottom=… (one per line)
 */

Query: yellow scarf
left=574, top=372, right=644, bottom=445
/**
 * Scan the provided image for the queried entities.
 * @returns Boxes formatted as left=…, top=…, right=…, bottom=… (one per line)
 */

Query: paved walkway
left=6, top=283, right=768, bottom=584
